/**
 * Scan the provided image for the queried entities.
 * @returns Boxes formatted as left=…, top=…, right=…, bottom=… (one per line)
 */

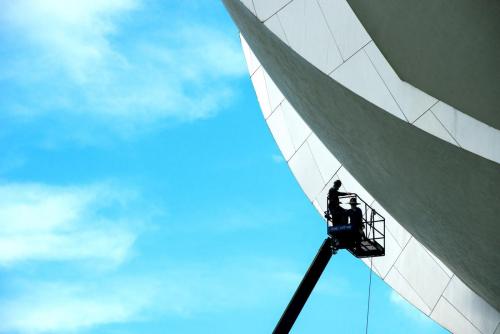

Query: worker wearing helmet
left=347, top=197, right=364, bottom=244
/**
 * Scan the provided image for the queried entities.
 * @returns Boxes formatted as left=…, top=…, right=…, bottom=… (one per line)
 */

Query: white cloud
left=0, top=0, right=137, bottom=82
left=149, top=256, right=352, bottom=317
left=149, top=259, right=301, bottom=316
left=0, top=183, right=137, bottom=266
left=0, top=181, right=151, bottom=333
left=0, top=258, right=309, bottom=333
left=0, top=0, right=247, bottom=138
left=0, top=279, right=155, bottom=333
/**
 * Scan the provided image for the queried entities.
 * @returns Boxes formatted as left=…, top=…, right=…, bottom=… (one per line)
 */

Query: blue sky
left=0, top=1, right=449, bottom=333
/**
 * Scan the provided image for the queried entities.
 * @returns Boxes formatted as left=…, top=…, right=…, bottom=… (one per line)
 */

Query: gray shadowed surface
left=223, top=0, right=500, bottom=311
left=346, top=0, right=500, bottom=130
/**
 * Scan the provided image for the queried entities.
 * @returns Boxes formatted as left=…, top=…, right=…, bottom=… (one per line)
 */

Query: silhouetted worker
left=327, top=180, right=351, bottom=225
left=347, top=197, right=363, bottom=243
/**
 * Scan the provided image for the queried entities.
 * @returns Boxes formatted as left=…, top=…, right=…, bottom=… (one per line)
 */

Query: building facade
left=223, top=1, right=500, bottom=333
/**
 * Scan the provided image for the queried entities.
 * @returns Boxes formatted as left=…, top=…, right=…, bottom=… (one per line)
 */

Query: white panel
left=431, top=102, right=460, bottom=135
left=312, top=199, right=332, bottom=227
left=240, top=0, right=256, bottom=14
left=330, top=50, right=405, bottom=120
left=414, top=110, right=458, bottom=145
left=370, top=201, right=411, bottom=249
left=371, top=228, right=402, bottom=278
left=395, top=238, right=450, bottom=310
left=281, top=100, right=311, bottom=150
left=315, top=186, right=329, bottom=214
left=312, top=199, right=324, bottom=217
left=266, top=105, right=295, bottom=160
left=240, top=35, right=261, bottom=76
left=315, top=177, right=338, bottom=214
left=245, top=66, right=283, bottom=119
left=263, top=71, right=285, bottom=113
left=425, top=249, right=453, bottom=278
left=432, top=102, right=500, bottom=164
left=264, top=13, right=288, bottom=43
left=444, top=276, right=500, bottom=334
left=385, top=267, right=432, bottom=315
left=317, top=0, right=371, bottom=60
left=250, top=68, right=272, bottom=118
left=288, top=142, right=326, bottom=201
left=278, top=0, right=343, bottom=74
left=253, top=0, right=291, bottom=22
left=364, top=42, right=437, bottom=123
left=307, top=133, right=341, bottom=182
left=431, top=298, right=481, bottom=334
left=495, top=323, right=500, bottom=334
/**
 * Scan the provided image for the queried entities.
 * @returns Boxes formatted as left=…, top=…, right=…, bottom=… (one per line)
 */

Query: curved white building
left=223, top=1, right=500, bottom=333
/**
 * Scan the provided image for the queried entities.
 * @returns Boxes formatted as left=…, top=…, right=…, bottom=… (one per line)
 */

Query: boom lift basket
left=325, top=194, right=385, bottom=258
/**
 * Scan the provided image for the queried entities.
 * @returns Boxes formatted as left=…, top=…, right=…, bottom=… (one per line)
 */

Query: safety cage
left=325, top=194, right=385, bottom=258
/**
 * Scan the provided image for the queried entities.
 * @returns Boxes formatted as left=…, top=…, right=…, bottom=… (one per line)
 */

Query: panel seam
left=262, top=0, right=295, bottom=23
left=383, top=235, right=412, bottom=280
left=316, top=0, right=344, bottom=62
left=430, top=109, right=462, bottom=147
left=363, top=45, right=409, bottom=122
left=431, top=274, right=454, bottom=315
left=393, top=266, right=434, bottom=313
left=250, top=0, right=257, bottom=13
left=440, top=295, right=484, bottom=334
left=327, top=39, right=372, bottom=76
left=411, top=100, right=439, bottom=124
left=306, top=138, right=328, bottom=185
left=286, top=131, right=313, bottom=163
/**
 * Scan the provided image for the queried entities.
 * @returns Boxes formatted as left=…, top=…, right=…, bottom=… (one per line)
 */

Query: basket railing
left=329, top=194, right=385, bottom=251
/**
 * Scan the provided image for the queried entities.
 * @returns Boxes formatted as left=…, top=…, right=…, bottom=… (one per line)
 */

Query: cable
left=365, top=257, right=373, bottom=334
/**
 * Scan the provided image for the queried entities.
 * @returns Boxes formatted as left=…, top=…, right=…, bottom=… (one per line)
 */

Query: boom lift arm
left=272, top=194, right=385, bottom=333
left=273, top=238, right=334, bottom=334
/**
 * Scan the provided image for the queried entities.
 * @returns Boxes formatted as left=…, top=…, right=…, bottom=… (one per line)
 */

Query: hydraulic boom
left=273, top=238, right=334, bottom=334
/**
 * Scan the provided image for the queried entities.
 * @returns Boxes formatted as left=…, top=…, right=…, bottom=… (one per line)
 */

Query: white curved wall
left=234, top=1, right=500, bottom=333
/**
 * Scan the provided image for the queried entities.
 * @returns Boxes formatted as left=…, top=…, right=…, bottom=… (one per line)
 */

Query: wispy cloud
left=0, top=181, right=331, bottom=333
left=0, top=182, right=138, bottom=266
left=0, top=181, right=350, bottom=332
left=0, top=257, right=316, bottom=333
left=0, top=0, right=137, bottom=82
left=0, top=279, right=155, bottom=334
left=153, top=258, right=301, bottom=316
left=0, top=0, right=247, bottom=140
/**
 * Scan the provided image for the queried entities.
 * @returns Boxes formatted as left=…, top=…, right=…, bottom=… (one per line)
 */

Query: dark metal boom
left=272, top=238, right=334, bottom=334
